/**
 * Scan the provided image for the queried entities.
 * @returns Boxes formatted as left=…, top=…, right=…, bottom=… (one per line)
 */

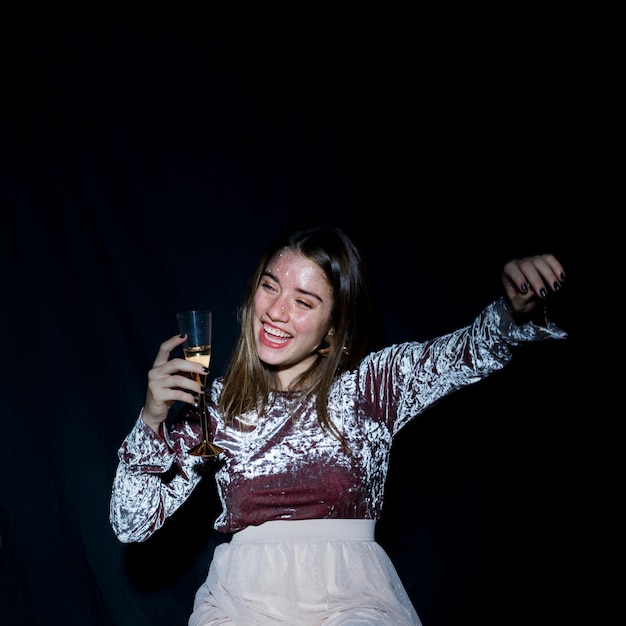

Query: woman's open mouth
left=260, top=323, right=292, bottom=347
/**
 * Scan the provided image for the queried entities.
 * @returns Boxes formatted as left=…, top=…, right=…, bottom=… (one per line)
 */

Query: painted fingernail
left=179, top=333, right=186, bottom=339
left=539, top=288, right=547, bottom=298
left=553, top=281, right=561, bottom=291
left=560, top=272, right=566, bottom=280
left=201, top=385, right=207, bottom=392
left=202, top=367, right=209, bottom=373
left=520, top=283, right=528, bottom=292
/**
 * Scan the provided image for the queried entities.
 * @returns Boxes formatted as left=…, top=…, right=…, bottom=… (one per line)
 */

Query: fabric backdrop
left=1, top=5, right=587, bottom=626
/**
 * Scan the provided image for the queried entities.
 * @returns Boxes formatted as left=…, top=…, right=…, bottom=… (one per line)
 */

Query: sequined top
left=110, top=298, right=566, bottom=543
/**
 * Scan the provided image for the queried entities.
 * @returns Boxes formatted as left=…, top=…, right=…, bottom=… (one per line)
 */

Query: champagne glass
left=176, top=310, right=223, bottom=458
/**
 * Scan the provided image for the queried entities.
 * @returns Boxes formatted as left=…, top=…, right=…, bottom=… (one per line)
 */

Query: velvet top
left=110, top=298, right=566, bottom=543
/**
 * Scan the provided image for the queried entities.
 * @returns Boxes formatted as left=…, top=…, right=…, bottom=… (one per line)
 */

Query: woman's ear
left=317, top=328, right=335, bottom=357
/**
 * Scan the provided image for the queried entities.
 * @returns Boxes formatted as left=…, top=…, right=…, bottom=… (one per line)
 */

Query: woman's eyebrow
left=261, top=270, right=277, bottom=281
left=296, top=287, right=324, bottom=303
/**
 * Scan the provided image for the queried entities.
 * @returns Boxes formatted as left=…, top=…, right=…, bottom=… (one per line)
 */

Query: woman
left=110, top=223, right=567, bottom=625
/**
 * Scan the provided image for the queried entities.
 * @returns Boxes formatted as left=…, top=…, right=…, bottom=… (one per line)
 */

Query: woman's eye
left=261, top=281, right=277, bottom=292
left=296, top=299, right=312, bottom=309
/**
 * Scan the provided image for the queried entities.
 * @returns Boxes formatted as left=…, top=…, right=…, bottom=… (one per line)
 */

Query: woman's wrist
left=140, top=408, right=165, bottom=434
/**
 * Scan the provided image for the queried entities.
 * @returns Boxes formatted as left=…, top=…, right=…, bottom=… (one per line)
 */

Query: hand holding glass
left=176, top=310, right=223, bottom=458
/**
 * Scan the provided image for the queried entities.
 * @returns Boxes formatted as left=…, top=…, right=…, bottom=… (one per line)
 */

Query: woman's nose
left=268, top=300, right=288, bottom=320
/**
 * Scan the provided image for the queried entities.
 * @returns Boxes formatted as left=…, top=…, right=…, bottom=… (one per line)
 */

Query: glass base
left=188, top=440, right=224, bottom=458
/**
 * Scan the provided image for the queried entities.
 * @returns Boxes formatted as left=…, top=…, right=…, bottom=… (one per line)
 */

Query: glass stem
left=198, top=394, right=209, bottom=442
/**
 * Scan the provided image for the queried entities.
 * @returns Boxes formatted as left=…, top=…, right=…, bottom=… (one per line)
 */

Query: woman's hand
left=501, top=254, right=566, bottom=317
left=141, top=334, right=207, bottom=433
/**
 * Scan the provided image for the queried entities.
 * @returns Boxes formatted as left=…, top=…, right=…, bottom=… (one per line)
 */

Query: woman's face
left=252, top=248, right=334, bottom=389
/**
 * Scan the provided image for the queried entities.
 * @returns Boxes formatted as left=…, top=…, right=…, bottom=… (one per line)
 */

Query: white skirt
left=189, top=519, right=422, bottom=625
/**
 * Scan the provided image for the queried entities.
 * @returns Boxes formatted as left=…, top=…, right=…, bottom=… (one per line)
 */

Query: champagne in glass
left=183, top=343, right=212, bottom=371
left=176, top=310, right=223, bottom=458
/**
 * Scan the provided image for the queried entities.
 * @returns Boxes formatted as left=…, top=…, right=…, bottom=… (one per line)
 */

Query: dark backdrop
left=1, top=5, right=588, bottom=625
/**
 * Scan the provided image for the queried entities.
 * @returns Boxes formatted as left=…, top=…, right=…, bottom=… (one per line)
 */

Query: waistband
left=231, top=519, right=376, bottom=543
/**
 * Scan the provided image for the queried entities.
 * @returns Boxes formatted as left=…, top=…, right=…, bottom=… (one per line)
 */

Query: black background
left=1, top=4, right=593, bottom=625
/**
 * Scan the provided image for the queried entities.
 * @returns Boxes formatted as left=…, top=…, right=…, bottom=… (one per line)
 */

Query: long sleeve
left=109, top=410, right=204, bottom=543
left=360, top=296, right=568, bottom=435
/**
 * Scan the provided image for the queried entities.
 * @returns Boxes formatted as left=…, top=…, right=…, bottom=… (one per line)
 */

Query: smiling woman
left=109, top=222, right=568, bottom=625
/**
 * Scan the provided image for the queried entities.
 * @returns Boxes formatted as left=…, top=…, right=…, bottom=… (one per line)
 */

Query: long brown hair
left=219, top=223, right=373, bottom=444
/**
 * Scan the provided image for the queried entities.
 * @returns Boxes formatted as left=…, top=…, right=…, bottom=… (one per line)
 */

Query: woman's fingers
left=504, top=254, right=565, bottom=296
left=502, top=254, right=566, bottom=315
left=518, top=254, right=565, bottom=297
left=152, top=334, right=187, bottom=368
left=149, top=359, right=206, bottom=398
left=143, top=335, right=209, bottom=430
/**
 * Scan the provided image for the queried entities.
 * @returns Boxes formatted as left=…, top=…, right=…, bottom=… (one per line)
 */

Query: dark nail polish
left=539, top=288, right=547, bottom=298
left=201, top=385, right=207, bottom=392
left=520, top=283, right=528, bottom=292
left=553, top=281, right=561, bottom=290
left=179, top=333, right=186, bottom=339
left=202, top=367, right=209, bottom=373
left=560, top=272, right=566, bottom=280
